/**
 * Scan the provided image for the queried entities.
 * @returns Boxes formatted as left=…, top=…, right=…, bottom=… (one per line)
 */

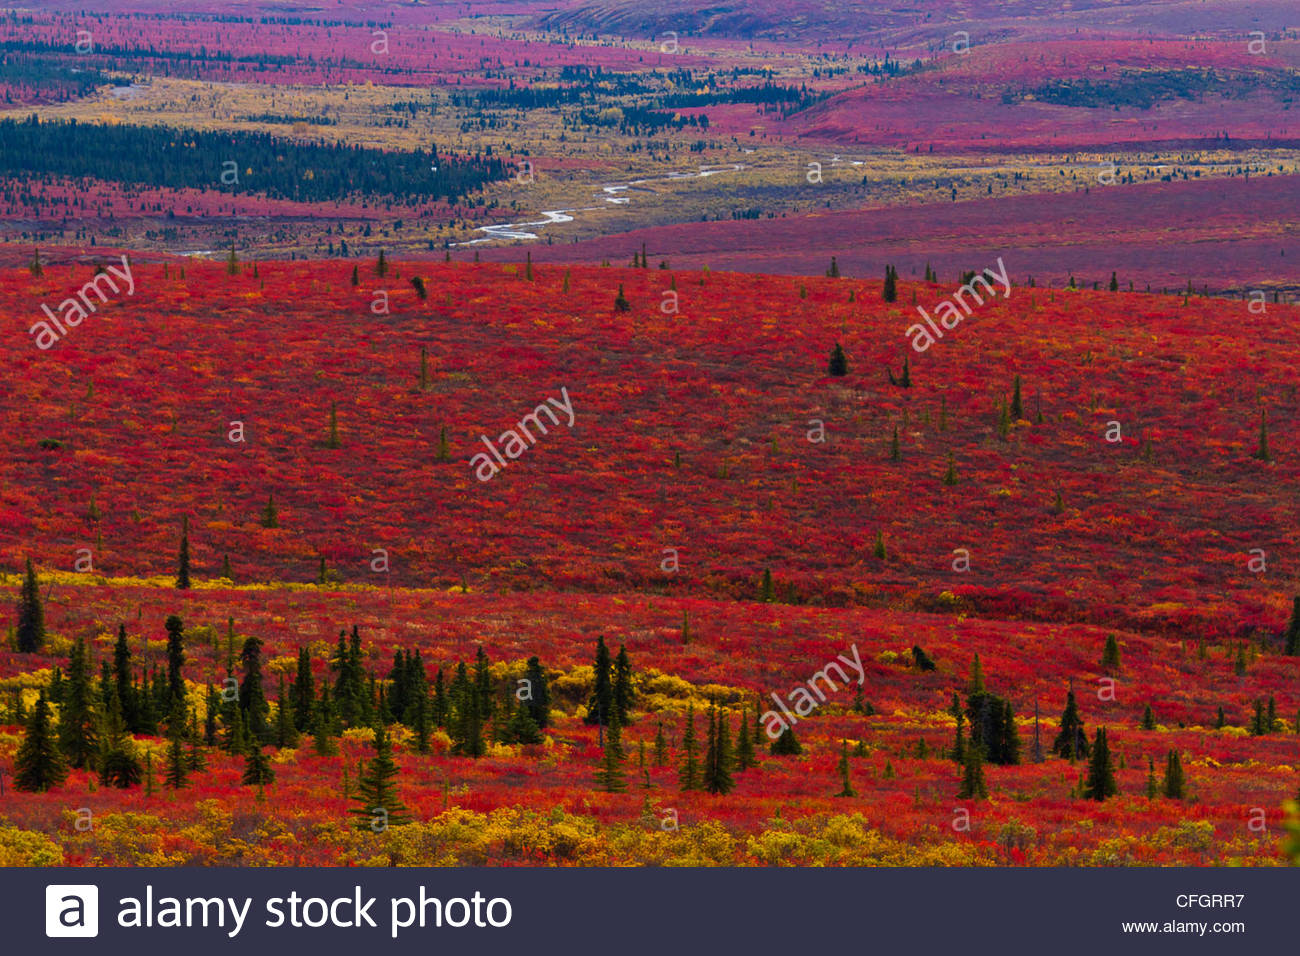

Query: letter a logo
left=46, top=885, right=99, bottom=937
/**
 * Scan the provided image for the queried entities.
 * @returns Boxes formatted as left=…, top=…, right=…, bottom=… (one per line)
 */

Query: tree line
left=0, top=115, right=510, bottom=205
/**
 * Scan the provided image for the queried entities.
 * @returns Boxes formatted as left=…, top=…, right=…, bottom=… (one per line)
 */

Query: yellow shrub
left=746, top=829, right=804, bottom=866
left=0, top=825, right=64, bottom=866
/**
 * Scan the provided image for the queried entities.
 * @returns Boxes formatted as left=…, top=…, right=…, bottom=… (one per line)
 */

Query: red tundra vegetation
left=0, top=259, right=1297, bottom=866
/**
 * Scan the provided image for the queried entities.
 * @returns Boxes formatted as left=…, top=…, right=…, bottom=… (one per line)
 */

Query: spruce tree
left=836, top=739, right=857, bottom=797
left=401, top=649, right=430, bottom=727
left=883, top=264, right=897, bottom=302
left=450, top=662, right=485, bottom=757
left=999, top=699, right=1022, bottom=765
left=97, top=695, right=142, bottom=788
left=1249, top=699, right=1265, bottom=735
left=597, top=708, right=627, bottom=793
left=16, top=557, right=45, bottom=653
left=491, top=695, right=514, bottom=745
left=430, top=668, right=450, bottom=728
left=331, top=629, right=364, bottom=728
left=1140, top=704, right=1155, bottom=730
left=164, top=735, right=188, bottom=789
left=1145, top=756, right=1158, bottom=798
left=349, top=723, right=409, bottom=828
left=176, top=516, right=192, bottom=589
left=653, top=719, right=668, bottom=766
left=614, top=283, right=630, bottom=312
left=412, top=691, right=432, bottom=753
left=226, top=244, right=238, bottom=276
left=239, top=637, right=271, bottom=744
left=770, top=725, right=803, bottom=755
left=828, top=342, right=848, bottom=376
left=613, top=644, right=633, bottom=725
left=376, top=249, right=388, bottom=277
left=736, top=712, right=756, bottom=770
left=1082, top=728, right=1117, bottom=800
left=57, top=637, right=98, bottom=769
left=1010, top=375, right=1023, bottom=420
left=1254, top=409, right=1270, bottom=461
left=311, top=706, right=339, bottom=756
left=151, top=667, right=169, bottom=724
left=474, top=645, right=494, bottom=721
left=260, top=493, right=279, bottom=529
left=326, top=402, right=340, bottom=448
left=958, top=738, right=987, bottom=799
left=522, top=656, right=551, bottom=728
left=241, top=745, right=275, bottom=787
left=889, top=426, right=900, bottom=461
left=164, top=615, right=186, bottom=711
left=704, top=708, right=735, bottom=795
left=966, top=690, right=1020, bottom=765
left=133, top=670, right=157, bottom=735
left=1284, top=597, right=1300, bottom=656
left=950, top=692, right=966, bottom=762
left=1162, top=750, right=1186, bottom=799
left=186, top=739, right=207, bottom=774
left=507, top=697, right=543, bottom=744
left=1052, top=689, right=1088, bottom=760
left=204, top=684, right=218, bottom=746
left=14, top=692, right=67, bottom=792
left=391, top=651, right=413, bottom=721
left=942, top=453, right=957, bottom=486
left=678, top=706, right=701, bottom=789
left=274, top=675, right=298, bottom=748
left=226, top=704, right=248, bottom=755
left=584, top=637, right=613, bottom=725
left=1101, top=634, right=1122, bottom=673
left=967, top=654, right=985, bottom=694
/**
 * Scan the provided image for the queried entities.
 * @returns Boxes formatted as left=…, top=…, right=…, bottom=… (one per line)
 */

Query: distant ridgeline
left=1023, top=68, right=1300, bottom=110
left=0, top=115, right=510, bottom=204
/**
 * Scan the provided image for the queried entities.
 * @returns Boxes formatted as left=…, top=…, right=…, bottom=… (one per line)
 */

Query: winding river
left=454, top=162, right=746, bottom=246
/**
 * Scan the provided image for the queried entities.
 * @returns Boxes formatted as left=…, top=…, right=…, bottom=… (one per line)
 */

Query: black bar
left=10, top=867, right=1287, bottom=954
